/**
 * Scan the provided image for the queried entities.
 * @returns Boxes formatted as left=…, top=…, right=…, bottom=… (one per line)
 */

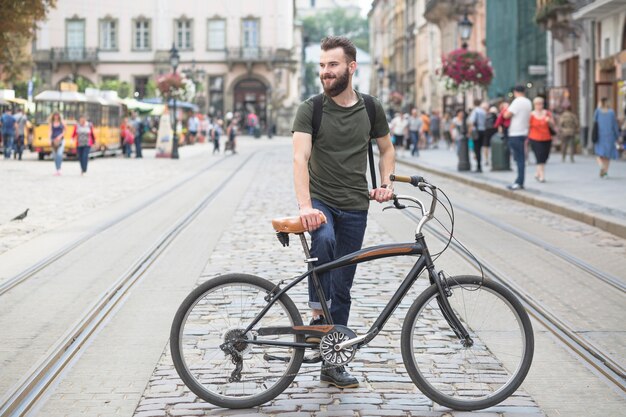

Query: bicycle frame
left=243, top=232, right=472, bottom=351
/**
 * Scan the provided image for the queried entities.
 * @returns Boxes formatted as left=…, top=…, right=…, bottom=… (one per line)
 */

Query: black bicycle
left=170, top=174, right=534, bottom=411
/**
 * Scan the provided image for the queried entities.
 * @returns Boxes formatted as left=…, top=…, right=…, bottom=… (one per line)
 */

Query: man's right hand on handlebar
left=299, top=206, right=324, bottom=232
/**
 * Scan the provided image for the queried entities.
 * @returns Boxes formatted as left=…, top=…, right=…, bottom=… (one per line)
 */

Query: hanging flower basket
left=438, top=48, right=494, bottom=92
left=157, top=72, right=185, bottom=96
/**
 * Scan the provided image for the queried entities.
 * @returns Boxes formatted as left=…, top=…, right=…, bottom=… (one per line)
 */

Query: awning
left=122, top=98, right=156, bottom=114
left=140, top=98, right=199, bottom=112
left=573, top=0, right=626, bottom=20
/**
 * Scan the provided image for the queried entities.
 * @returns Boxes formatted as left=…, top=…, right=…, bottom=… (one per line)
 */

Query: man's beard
left=320, top=68, right=350, bottom=97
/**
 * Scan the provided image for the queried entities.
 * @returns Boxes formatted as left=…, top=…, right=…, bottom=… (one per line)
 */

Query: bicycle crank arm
left=264, top=352, right=322, bottom=364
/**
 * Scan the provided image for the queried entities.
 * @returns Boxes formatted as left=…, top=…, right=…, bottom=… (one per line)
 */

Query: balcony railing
left=225, top=47, right=296, bottom=70
left=33, top=47, right=99, bottom=63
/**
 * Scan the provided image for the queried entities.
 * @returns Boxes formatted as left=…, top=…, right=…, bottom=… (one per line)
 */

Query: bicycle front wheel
left=170, top=274, right=304, bottom=409
left=401, top=275, right=534, bottom=411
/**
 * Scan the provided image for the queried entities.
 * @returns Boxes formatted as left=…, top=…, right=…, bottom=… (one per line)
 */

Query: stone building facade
left=32, top=0, right=302, bottom=134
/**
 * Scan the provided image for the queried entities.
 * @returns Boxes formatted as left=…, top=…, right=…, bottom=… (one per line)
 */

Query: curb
left=394, top=156, right=626, bottom=240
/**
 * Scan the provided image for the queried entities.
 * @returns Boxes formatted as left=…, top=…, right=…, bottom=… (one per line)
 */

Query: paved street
left=2, top=137, right=623, bottom=416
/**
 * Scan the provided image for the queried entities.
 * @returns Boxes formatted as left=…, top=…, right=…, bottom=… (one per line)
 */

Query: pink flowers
left=156, top=73, right=184, bottom=96
left=438, top=48, right=494, bottom=91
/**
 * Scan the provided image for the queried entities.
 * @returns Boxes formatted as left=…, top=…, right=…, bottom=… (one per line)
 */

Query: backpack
left=311, top=93, right=379, bottom=188
left=485, top=112, right=497, bottom=130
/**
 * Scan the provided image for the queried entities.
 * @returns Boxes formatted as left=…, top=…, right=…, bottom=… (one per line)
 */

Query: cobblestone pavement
left=132, top=147, right=544, bottom=417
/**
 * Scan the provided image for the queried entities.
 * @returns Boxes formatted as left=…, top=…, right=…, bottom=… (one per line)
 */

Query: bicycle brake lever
left=392, top=196, right=406, bottom=209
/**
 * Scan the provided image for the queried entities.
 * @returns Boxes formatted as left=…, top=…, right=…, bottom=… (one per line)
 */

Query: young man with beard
left=291, top=36, right=395, bottom=388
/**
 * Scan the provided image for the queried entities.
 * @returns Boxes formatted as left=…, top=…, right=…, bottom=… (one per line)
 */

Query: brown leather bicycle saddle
left=271, top=214, right=327, bottom=234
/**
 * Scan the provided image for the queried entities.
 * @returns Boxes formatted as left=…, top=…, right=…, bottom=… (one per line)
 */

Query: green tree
left=301, top=8, right=369, bottom=52
left=0, top=0, right=57, bottom=83
left=99, top=79, right=131, bottom=98
left=75, top=75, right=95, bottom=92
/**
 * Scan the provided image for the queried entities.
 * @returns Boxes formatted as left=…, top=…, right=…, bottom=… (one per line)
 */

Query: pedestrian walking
left=420, top=111, right=430, bottom=149
left=430, top=111, right=441, bottom=148
left=187, top=112, right=199, bottom=144
left=594, top=97, right=620, bottom=178
left=72, top=115, right=96, bottom=175
left=503, top=85, right=532, bottom=190
left=292, top=35, right=395, bottom=389
left=467, top=99, right=487, bottom=172
left=212, top=119, right=222, bottom=154
left=121, top=117, right=134, bottom=158
left=441, top=112, right=453, bottom=150
left=408, top=108, right=422, bottom=156
left=484, top=105, right=498, bottom=166
left=1, top=107, right=16, bottom=159
left=450, top=109, right=464, bottom=152
left=495, top=101, right=511, bottom=138
left=14, top=109, right=28, bottom=160
left=389, top=112, right=407, bottom=149
left=131, top=111, right=144, bottom=158
left=49, top=112, right=66, bottom=175
left=558, top=104, right=579, bottom=163
left=527, top=97, right=555, bottom=183
left=225, top=118, right=237, bottom=154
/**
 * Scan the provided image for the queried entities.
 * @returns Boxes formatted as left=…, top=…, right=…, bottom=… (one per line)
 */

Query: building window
left=209, top=75, right=224, bottom=117
left=134, top=76, right=148, bottom=98
left=176, top=18, right=193, bottom=50
left=242, top=19, right=259, bottom=58
left=207, top=19, right=226, bottom=50
left=133, top=19, right=151, bottom=50
left=99, top=19, right=117, bottom=50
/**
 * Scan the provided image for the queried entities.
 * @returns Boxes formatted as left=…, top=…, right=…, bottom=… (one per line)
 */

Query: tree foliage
left=0, top=0, right=57, bottom=83
left=301, top=8, right=369, bottom=52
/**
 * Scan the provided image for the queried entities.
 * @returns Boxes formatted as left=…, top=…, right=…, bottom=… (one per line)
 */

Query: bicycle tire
left=401, top=275, right=534, bottom=411
left=170, top=273, right=304, bottom=409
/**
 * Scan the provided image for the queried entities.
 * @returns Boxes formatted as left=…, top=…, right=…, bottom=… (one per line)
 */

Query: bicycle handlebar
left=388, top=173, right=438, bottom=235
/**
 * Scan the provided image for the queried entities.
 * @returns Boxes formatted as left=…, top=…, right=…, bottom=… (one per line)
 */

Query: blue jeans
left=3, top=133, right=14, bottom=158
left=53, top=140, right=64, bottom=170
left=409, top=130, right=420, bottom=156
left=77, top=145, right=90, bottom=173
left=508, top=135, right=526, bottom=186
left=309, top=198, right=368, bottom=326
left=135, top=135, right=143, bottom=158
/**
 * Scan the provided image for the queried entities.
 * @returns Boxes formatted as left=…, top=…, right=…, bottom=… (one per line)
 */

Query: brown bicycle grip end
left=390, top=174, right=411, bottom=183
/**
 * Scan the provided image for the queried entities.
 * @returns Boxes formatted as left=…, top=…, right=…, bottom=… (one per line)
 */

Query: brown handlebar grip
left=390, top=174, right=411, bottom=183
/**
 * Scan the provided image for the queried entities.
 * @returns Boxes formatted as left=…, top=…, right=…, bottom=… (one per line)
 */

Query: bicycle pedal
left=303, top=352, right=322, bottom=364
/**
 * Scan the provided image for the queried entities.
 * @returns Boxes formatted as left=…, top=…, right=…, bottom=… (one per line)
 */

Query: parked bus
left=33, top=90, right=122, bottom=159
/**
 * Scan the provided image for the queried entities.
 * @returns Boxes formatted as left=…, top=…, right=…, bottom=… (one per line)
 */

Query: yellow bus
left=33, top=90, right=122, bottom=159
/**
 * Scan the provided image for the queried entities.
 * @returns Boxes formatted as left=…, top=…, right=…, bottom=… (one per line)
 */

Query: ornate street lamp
left=169, top=43, right=180, bottom=159
left=457, top=13, right=473, bottom=171
left=458, top=13, right=473, bottom=48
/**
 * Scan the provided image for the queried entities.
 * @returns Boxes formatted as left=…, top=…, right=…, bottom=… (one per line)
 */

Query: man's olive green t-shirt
left=292, top=92, right=390, bottom=211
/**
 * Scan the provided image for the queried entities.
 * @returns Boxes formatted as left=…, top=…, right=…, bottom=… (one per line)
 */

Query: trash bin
left=490, top=132, right=510, bottom=171
left=254, top=126, right=261, bottom=138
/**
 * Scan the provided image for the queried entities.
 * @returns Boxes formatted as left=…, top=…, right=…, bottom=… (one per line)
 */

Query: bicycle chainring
left=319, top=328, right=357, bottom=366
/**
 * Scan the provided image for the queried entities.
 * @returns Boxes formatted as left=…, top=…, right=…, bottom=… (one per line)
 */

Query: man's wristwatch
left=381, top=183, right=393, bottom=190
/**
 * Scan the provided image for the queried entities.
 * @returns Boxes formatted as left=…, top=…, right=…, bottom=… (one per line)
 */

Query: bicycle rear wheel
left=401, top=275, right=534, bottom=411
left=170, top=274, right=304, bottom=409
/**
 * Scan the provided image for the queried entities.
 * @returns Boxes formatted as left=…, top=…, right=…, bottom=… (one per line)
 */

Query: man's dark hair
left=321, top=36, right=357, bottom=63
left=513, top=85, right=525, bottom=93
left=473, top=98, right=481, bottom=107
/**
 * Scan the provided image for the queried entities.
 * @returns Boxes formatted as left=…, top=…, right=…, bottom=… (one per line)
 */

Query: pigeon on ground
left=11, top=209, right=29, bottom=221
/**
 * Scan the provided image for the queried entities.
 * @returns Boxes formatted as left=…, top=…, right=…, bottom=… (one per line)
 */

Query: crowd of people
left=385, top=86, right=625, bottom=188
left=0, top=106, right=264, bottom=176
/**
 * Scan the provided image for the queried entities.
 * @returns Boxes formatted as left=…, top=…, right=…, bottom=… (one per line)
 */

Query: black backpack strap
left=362, top=94, right=378, bottom=189
left=311, top=93, right=324, bottom=140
